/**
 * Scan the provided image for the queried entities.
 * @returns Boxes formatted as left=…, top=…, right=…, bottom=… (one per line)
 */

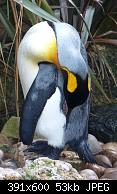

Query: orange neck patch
left=88, top=77, right=91, bottom=91
left=62, top=67, right=77, bottom=93
left=44, top=35, right=60, bottom=70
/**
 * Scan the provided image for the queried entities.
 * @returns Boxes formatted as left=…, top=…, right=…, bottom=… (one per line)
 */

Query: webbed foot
left=25, top=140, right=62, bottom=160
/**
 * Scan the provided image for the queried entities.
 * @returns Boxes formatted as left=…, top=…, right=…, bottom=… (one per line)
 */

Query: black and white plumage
left=17, top=21, right=95, bottom=163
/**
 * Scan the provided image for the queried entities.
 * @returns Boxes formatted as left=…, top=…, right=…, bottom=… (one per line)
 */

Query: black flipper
left=77, top=141, right=96, bottom=163
left=20, top=63, right=57, bottom=145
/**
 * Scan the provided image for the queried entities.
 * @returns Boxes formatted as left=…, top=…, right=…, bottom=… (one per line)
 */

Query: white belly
left=35, top=87, right=66, bottom=148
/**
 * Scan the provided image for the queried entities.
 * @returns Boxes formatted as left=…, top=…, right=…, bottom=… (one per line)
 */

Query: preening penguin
left=19, top=63, right=66, bottom=159
left=17, top=21, right=95, bottom=163
left=18, top=22, right=66, bottom=159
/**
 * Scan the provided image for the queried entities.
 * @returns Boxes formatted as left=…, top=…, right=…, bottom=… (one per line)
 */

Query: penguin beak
left=19, top=63, right=57, bottom=145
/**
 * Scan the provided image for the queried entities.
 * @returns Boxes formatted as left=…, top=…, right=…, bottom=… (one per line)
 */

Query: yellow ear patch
left=88, top=77, right=91, bottom=91
left=45, top=36, right=60, bottom=70
left=68, top=71, right=77, bottom=93
left=62, top=67, right=77, bottom=93
left=34, top=25, right=60, bottom=70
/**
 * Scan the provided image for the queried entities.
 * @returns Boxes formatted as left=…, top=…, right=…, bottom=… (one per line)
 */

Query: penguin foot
left=40, top=145, right=62, bottom=160
left=25, top=140, right=62, bottom=160
left=26, top=140, right=48, bottom=153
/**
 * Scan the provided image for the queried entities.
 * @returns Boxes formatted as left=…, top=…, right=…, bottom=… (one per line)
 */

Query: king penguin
left=17, top=21, right=96, bottom=163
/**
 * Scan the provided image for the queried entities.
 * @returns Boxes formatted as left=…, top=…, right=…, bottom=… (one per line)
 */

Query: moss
left=1, top=116, right=20, bottom=138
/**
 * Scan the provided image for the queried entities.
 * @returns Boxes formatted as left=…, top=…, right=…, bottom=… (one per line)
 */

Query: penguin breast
left=35, top=87, right=66, bottom=148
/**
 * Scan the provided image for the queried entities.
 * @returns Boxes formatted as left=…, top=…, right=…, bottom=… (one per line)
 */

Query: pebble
left=0, top=150, right=4, bottom=160
left=88, top=134, right=102, bottom=155
left=60, top=150, right=79, bottom=159
left=113, top=161, right=117, bottom=168
left=21, top=157, right=83, bottom=180
left=0, top=167, right=22, bottom=180
left=99, top=142, right=117, bottom=164
left=101, top=168, right=117, bottom=180
left=100, top=149, right=117, bottom=164
left=95, top=155, right=112, bottom=168
left=102, top=143, right=117, bottom=152
left=83, top=163, right=105, bottom=178
left=80, top=169, right=98, bottom=180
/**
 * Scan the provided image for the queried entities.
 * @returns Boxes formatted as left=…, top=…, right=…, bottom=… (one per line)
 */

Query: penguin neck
left=63, top=72, right=89, bottom=109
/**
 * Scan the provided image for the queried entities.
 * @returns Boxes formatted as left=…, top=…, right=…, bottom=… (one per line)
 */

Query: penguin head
left=47, top=21, right=91, bottom=107
left=18, top=21, right=90, bottom=102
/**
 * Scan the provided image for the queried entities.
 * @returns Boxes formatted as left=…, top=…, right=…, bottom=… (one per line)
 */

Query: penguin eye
left=61, top=67, right=77, bottom=93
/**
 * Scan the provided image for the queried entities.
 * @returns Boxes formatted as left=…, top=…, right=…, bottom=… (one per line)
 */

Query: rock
left=1, top=116, right=20, bottom=139
left=102, top=142, right=117, bottom=152
left=60, top=150, right=78, bottom=159
left=95, top=155, right=112, bottom=168
left=79, top=169, right=98, bottom=180
left=101, top=168, right=117, bottom=180
left=100, top=150, right=117, bottom=164
left=83, top=163, right=105, bottom=178
left=0, top=144, right=15, bottom=160
left=14, top=142, right=28, bottom=167
left=104, top=168, right=116, bottom=174
left=88, top=134, right=102, bottom=155
left=0, top=159, right=18, bottom=169
left=60, top=150, right=83, bottom=171
left=101, top=143, right=117, bottom=164
left=100, top=178, right=113, bottom=180
left=0, top=150, right=4, bottom=159
left=0, top=134, right=9, bottom=144
left=113, top=161, right=117, bottom=168
left=21, top=157, right=83, bottom=180
left=0, top=167, right=22, bottom=180
left=89, top=104, right=117, bottom=142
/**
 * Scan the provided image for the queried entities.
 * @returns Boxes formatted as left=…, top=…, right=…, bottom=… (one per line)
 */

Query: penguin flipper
left=77, top=141, right=96, bottom=163
left=65, top=96, right=96, bottom=164
left=20, top=63, right=57, bottom=145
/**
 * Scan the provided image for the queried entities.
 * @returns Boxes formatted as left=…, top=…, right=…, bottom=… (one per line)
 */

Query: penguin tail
left=77, top=141, right=96, bottom=164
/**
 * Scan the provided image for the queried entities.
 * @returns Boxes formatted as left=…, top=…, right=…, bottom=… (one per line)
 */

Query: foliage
left=0, top=0, right=117, bottom=122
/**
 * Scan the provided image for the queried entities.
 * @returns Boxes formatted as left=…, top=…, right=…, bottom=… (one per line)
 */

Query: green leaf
left=68, top=0, right=94, bottom=44
left=81, top=6, right=95, bottom=44
left=40, top=0, right=55, bottom=17
left=59, top=0, right=68, bottom=22
left=89, top=67, right=111, bottom=103
left=1, top=116, right=20, bottom=139
left=0, top=7, right=15, bottom=40
left=14, top=0, right=59, bottom=22
left=101, top=54, right=117, bottom=86
left=24, top=0, right=37, bottom=25
left=25, top=9, right=37, bottom=25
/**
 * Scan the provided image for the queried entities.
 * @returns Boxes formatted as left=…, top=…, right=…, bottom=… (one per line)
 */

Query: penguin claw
left=25, top=140, right=62, bottom=160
